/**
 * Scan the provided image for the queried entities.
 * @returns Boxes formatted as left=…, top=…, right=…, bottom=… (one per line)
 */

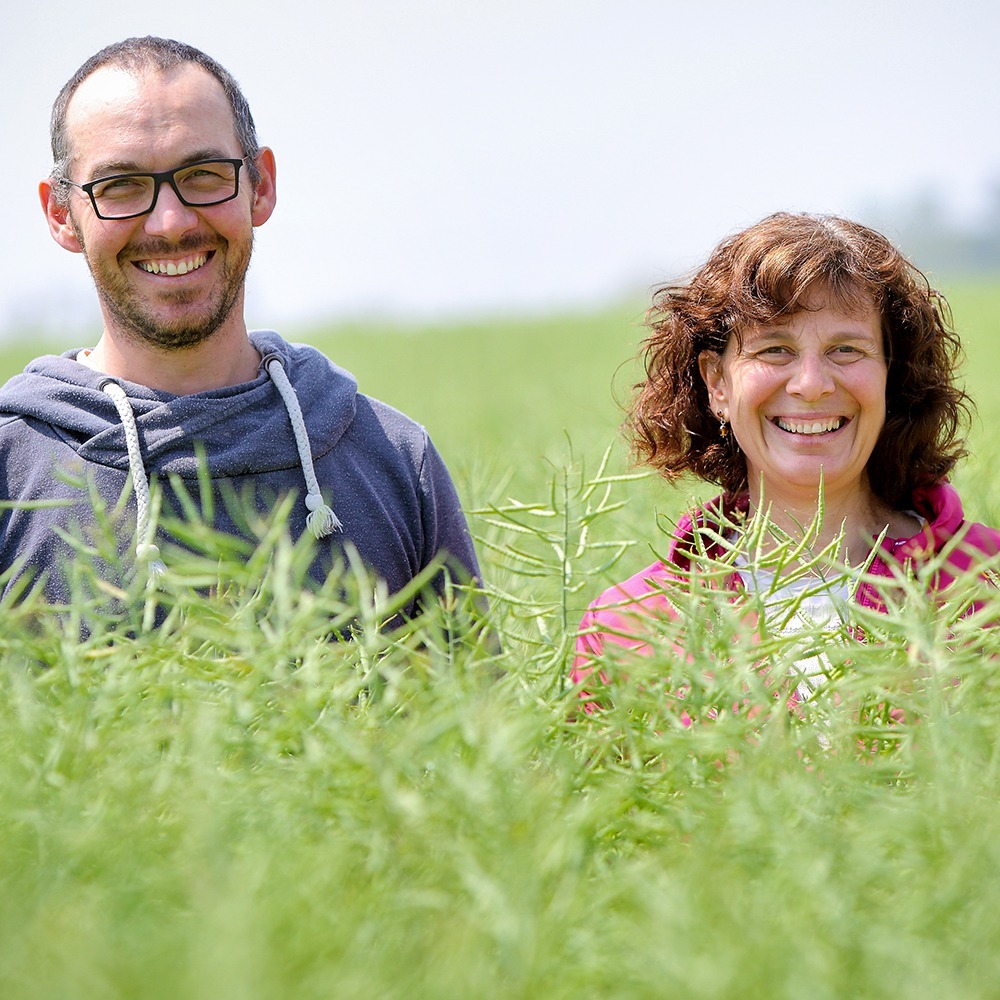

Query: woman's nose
left=786, top=353, right=835, bottom=399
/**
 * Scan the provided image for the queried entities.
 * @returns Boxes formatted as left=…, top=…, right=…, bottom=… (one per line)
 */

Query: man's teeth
left=139, top=253, right=208, bottom=276
left=775, top=417, right=845, bottom=435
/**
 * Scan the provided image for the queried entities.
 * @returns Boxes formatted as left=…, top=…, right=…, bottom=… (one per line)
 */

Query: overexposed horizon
left=2, top=0, right=998, bottom=342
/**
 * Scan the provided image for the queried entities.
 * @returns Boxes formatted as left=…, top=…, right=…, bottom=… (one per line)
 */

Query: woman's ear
left=698, top=350, right=728, bottom=412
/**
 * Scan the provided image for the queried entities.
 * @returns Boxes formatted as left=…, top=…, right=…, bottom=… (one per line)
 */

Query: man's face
left=51, top=63, right=273, bottom=351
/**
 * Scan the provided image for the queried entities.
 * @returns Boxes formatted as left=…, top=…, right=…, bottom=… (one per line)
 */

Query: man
left=0, top=36, right=480, bottom=617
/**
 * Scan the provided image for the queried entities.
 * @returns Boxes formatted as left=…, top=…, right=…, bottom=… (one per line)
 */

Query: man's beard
left=75, top=222, right=253, bottom=352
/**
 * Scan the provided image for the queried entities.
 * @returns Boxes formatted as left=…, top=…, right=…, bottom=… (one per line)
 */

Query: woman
left=573, top=212, right=1000, bottom=705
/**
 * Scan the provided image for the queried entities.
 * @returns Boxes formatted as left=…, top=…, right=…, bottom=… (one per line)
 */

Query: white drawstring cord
left=98, top=355, right=338, bottom=588
left=264, top=356, right=342, bottom=537
left=101, top=380, right=167, bottom=580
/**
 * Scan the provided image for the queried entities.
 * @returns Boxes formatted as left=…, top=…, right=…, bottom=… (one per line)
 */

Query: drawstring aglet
left=136, top=541, right=167, bottom=583
left=305, top=492, right=342, bottom=538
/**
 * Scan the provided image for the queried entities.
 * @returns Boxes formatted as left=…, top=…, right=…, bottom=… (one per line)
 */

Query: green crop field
left=1, top=278, right=999, bottom=999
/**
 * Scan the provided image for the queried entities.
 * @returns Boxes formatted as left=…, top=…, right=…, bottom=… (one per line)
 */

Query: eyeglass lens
left=89, top=160, right=240, bottom=218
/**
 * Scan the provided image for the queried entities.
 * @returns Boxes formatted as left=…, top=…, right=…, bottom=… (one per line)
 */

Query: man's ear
left=249, top=147, right=277, bottom=227
left=698, top=349, right=728, bottom=412
left=39, top=179, right=84, bottom=254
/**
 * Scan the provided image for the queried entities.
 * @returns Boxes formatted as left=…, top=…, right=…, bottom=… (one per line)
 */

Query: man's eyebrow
left=86, top=159, right=145, bottom=177
left=86, top=149, right=237, bottom=178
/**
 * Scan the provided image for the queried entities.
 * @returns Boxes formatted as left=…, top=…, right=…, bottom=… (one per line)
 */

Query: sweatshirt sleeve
left=572, top=602, right=606, bottom=679
left=417, top=434, right=481, bottom=588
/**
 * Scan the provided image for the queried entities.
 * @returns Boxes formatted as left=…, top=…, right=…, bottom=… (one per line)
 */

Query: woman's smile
left=772, top=415, right=848, bottom=435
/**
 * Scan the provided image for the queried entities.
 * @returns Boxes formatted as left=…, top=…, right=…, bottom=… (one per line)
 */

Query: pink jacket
left=572, top=482, right=1000, bottom=679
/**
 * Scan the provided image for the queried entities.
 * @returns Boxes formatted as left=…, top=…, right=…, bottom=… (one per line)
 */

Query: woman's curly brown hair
left=629, top=212, right=972, bottom=509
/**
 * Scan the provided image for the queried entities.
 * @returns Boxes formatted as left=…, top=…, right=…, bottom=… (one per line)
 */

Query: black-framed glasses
left=59, top=157, right=247, bottom=221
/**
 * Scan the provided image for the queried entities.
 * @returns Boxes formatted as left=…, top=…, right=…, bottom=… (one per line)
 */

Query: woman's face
left=699, top=289, right=888, bottom=508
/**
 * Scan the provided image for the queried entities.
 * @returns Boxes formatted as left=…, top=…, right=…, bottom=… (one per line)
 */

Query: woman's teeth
left=774, top=416, right=845, bottom=435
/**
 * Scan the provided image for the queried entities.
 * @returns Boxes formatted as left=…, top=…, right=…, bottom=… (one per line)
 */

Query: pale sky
left=2, top=0, right=998, bottom=340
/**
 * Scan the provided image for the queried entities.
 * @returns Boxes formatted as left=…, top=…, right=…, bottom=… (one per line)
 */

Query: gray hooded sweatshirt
left=0, top=330, right=480, bottom=613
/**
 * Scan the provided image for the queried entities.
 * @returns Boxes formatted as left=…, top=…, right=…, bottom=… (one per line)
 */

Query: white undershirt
left=732, top=510, right=926, bottom=704
left=735, top=557, right=850, bottom=702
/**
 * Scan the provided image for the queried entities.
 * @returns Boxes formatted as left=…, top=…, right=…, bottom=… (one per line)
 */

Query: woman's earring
left=716, top=410, right=729, bottom=438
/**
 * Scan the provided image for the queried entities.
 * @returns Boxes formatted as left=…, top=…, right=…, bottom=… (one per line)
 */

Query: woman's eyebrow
left=742, top=327, right=792, bottom=342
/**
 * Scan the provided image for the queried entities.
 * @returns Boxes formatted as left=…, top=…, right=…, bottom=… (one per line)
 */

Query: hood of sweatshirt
left=0, top=330, right=357, bottom=480
left=665, top=483, right=987, bottom=571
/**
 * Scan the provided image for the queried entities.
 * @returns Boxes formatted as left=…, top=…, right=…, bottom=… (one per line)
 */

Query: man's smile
left=135, top=252, right=211, bottom=276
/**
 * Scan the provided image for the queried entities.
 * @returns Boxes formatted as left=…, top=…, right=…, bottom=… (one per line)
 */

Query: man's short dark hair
left=50, top=36, right=262, bottom=198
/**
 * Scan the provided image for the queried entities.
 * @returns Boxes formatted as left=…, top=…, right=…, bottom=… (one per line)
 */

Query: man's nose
left=142, top=181, right=200, bottom=240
